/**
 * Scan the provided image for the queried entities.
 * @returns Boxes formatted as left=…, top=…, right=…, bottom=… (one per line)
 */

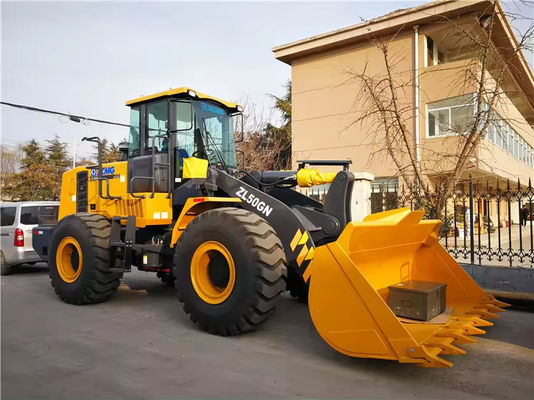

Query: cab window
left=176, top=101, right=194, bottom=157
left=128, top=106, right=140, bottom=157
left=146, top=100, right=168, bottom=153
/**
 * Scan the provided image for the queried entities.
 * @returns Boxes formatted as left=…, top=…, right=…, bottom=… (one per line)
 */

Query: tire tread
left=175, top=207, right=287, bottom=335
left=50, top=213, right=122, bottom=305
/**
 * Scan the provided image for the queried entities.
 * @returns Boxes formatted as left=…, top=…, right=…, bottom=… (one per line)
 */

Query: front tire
left=49, top=213, right=123, bottom=304
left=174, top=208, right=287, bottom=335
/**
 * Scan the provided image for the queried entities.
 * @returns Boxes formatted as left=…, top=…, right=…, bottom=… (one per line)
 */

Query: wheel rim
left=190, top=241, right=236, bottom=304
left=56, top=236, right=83, bottom=283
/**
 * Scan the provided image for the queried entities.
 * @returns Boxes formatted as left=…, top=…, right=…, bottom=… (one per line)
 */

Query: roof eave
left=272, top=0, right=486, bottom=64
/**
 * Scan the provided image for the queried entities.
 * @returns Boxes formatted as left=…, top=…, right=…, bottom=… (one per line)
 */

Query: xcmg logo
left=90, top=166, right=117, bottom=179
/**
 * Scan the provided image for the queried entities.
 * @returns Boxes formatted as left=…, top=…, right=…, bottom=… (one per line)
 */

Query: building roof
left=272, top=0, right=534, bottom=115
left=125, top=87, right=241, bottom=110
left=273, top=0, right=466, bottom=63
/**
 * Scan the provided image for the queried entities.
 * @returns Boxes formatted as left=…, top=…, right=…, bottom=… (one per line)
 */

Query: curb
left=460, top=263, right=534, bottom=310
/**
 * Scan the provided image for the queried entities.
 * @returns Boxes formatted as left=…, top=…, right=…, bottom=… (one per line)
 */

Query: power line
left=0, top=101, right=132, bottom=128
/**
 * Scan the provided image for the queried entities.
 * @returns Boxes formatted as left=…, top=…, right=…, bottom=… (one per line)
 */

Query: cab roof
left=125, top=87, right=241, bottom=110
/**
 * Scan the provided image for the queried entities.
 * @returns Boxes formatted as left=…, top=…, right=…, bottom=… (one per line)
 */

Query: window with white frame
left=486, top=105, right=534, bottom=168
left=426, top=95, right=534, bottom=167
left=427, top=94, right=475, bottom=137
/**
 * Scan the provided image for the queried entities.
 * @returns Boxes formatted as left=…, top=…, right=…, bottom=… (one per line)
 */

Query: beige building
left=273, top=0, right=534, bottom=195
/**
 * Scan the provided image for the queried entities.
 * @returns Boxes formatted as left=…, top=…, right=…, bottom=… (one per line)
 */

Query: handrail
left=82, top=136, right=122, bottom=200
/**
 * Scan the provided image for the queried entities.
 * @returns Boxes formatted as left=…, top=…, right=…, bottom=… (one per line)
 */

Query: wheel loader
left=33, top=87, right=508, bottom=368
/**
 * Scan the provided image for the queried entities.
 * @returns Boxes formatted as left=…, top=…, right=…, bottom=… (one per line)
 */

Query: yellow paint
left=290, top=229, right=302, bottom=251
left=170, top=197, right=241, bottom=247
left=296, top=168, right=337, bottom=187
left=304, top=246, right=315, bottom=261
left=303, top=266, right=312, bottom=282
left=296, top=244, right=309, bottom=266
left=306, top=208, right=509, bottom=367
left=298, top=231, right=309, bottom=246
left=56, top=236, right=83, bottom=283
left=125, top=86, right=241, bottom=110
left=58, top=162, right=173, bottom=228
left=183, top=157, right=208, bottom=179
left=190, top=241, right=236, bottom=304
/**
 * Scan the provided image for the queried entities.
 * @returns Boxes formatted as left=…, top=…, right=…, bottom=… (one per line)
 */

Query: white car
left=0, top=201, right=59, bottom=275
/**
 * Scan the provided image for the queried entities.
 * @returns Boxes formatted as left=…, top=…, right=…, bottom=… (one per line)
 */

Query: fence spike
left=517, top=178, right=521, bottom=191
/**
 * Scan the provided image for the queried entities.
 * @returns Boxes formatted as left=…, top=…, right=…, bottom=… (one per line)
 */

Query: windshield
left=193, top=101, right=237, bottom=169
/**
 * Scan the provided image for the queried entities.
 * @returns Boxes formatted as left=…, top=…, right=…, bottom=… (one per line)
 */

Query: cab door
left=127, top=99, right=171, bottom=194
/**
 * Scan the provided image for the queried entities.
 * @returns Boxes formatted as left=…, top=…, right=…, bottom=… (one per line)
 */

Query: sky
left=1, top=0, right=533, bottom=162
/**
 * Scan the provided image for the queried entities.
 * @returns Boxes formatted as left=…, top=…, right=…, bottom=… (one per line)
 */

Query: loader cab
left=125, top=88, right=241, bottom=195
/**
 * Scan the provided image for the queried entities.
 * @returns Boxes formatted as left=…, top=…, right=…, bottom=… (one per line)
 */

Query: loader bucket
left=306, top=208, right=508, bottom=367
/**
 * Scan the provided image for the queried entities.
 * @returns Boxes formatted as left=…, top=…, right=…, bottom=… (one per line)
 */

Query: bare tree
left=234, top=87, right=292, bottom=171
left=346, top=1, right=533, bottom=217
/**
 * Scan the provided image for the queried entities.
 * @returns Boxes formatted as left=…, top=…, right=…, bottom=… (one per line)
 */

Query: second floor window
left=427, top=94, right=475, bottom=137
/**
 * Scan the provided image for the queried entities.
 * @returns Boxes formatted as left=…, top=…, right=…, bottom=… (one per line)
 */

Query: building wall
left=419, top=58, right=480, bottom=174
left=291, top=32, right=415, bottom=176
left=290, top=25, right=534, bottom=184
left=418, top=57, right=534, bottom=184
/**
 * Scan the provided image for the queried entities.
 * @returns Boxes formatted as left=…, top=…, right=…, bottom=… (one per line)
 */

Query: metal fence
left=375, top=177, right=534, bottom=267
left=300, top=177, right=534, bottom=267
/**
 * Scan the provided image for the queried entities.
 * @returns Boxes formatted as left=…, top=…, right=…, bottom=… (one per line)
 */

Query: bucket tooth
left=418, top=346, right=453, bottom=368
left=467, top=309, right=499, bottom=319
left=424, top=336, right=466, bottom=355
left=436, top=328, right=477, bottom=344
left=477, top=304, right=506, bottom=313
left=449, top=321, right=486, bottom=335
left=455, top=316, right=493, bottom=327
left=488, top=296, right=510, bottom=308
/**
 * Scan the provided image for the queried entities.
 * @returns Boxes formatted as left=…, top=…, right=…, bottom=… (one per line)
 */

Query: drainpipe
left=413, top=25, right=421, bottom=172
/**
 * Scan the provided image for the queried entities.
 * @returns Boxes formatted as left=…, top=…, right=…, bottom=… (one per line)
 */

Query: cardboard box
left=388, top=280, right=446, bottom=321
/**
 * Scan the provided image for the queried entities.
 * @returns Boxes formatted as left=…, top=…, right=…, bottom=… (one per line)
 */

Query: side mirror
left=118, top=141, right=129, bottom=161
left=234, top=113, right=244, bottom=143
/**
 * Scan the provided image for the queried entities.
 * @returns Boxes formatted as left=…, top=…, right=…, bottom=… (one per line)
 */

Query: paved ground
left=2, top=264, right=533, bottom=399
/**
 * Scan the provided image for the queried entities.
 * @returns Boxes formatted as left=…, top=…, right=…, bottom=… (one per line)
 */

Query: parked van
left=1, top=201, right=59, bottom=275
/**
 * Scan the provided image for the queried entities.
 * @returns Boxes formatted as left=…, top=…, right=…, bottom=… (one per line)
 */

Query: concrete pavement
left=1, top=264, right=533, bottom=399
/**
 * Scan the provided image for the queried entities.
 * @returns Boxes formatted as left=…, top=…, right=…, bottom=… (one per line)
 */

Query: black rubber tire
left=174, top=207, right=287, bottom=336
left=49, top=213, right=123, bottom=305
left=0, top=251, right=12, bottom=275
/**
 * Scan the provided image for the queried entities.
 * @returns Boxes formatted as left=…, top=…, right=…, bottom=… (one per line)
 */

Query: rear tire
left=174, top=208, right=287, bottom=335
left=0, top=251, right=12, bottom=275
left=49, top=213, right=123, bottom=304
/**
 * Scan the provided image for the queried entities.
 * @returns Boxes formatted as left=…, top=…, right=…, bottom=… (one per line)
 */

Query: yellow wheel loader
left=33, top=87, right=508, bottom=367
